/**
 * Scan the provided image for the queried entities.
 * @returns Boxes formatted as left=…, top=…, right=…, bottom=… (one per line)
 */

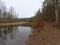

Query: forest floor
left=26, top=22, right=60, bottom=45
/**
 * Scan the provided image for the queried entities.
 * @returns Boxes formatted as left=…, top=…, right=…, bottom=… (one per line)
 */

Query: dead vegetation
left=26, top=22, right=60, bottom=45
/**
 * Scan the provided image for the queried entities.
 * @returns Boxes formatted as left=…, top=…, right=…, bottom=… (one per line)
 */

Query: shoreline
left=0, top=22, right=29, bottom=27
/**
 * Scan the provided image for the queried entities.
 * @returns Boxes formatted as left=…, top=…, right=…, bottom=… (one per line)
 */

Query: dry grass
left=26, top=22, right=60, bottom=45
left=0, top=22, right=28, bottom=27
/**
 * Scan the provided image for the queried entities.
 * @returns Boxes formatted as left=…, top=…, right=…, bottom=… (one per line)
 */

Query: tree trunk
left=55, top=7, right=59, bottom=24
left=55, top=0, right=59, bottom=24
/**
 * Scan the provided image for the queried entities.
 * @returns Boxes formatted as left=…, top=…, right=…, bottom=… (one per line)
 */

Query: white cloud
left=5, top=0, right=44, bottom=18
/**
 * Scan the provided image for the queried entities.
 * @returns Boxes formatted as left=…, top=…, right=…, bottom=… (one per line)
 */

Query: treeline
left=0, top=0, right=19, bottom=23
left=31, top=0, right=60, bottom=28
left=19, top=17, right=33, bottom=22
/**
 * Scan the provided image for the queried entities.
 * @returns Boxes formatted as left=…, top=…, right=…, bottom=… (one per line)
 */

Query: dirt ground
left=26, top=23, right=60, bottom=45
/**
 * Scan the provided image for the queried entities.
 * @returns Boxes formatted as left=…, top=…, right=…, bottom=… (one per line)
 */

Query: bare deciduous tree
left=55, top=0, right=59, bottom=24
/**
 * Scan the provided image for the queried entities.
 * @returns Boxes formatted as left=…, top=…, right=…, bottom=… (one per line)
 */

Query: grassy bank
left=26, top=23, right=60, bottom=45
left=0, top=22, right=29, bottom=27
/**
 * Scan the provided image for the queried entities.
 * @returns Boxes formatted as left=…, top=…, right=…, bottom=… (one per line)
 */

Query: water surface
left=0, top=26, right=32, bottom=45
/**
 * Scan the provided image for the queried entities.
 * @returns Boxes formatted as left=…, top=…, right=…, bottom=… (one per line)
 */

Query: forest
left=31, top=0, right=60, bottom=29
left=0, top=0, right=20, bottom=23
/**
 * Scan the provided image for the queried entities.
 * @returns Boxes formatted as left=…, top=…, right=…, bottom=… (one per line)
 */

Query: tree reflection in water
left=0, top=26, right=18, bottom=45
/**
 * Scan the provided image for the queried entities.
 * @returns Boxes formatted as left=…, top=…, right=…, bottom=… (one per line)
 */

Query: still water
left=0, top=26, right=32, bottom=45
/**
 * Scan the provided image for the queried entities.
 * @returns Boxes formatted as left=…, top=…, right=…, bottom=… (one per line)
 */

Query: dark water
left=0, top=26, right=32, bottom=45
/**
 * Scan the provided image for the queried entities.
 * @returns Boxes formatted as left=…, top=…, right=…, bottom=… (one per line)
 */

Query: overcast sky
left=5, top=0, right=44, bottom=18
